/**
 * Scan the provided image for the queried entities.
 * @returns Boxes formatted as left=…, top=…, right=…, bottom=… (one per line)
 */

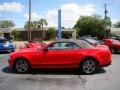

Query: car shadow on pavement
left=115, top=52, right=120, bottom=54
left=31, top=68, right=106, bottom=75
left=2, top=66, right=106, bottom=75
left=2, top=67, right=14, bottom=74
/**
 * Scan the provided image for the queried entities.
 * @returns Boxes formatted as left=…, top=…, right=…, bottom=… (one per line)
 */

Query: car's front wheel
left=80, top=58, right=98, bottom=74
left=14, top=59, right=30, bottom=74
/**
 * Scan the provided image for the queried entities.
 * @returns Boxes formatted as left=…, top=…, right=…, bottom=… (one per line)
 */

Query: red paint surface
left=9, top=42, right=112, bottom=69
left=103, top=39, right=120, bottom=51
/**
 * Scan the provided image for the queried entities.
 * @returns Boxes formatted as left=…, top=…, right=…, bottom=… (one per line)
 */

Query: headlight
left=4, top=44, right=9, bottom=47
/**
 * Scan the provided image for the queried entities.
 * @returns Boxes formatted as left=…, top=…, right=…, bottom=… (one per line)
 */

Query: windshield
left=112, top=39, right=120, bottom=44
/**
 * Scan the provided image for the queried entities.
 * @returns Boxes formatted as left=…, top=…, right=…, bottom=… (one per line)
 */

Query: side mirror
left=43, top=48, right=48, bottom=52
left=36, top=46, right=41, bottom=52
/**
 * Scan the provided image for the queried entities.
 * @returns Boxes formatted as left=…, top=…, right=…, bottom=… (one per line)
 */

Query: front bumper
left=8, top=59, right=13, bottom=68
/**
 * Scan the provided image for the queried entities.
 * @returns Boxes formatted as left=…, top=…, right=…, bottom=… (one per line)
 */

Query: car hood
left=19, top=48, right=35, bottom=51
left=10, top=48, right=36, bottom=55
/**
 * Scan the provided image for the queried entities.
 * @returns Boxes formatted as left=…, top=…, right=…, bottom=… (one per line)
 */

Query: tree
left=32, top=21, right=40, bottom=30
left=24, top=21, right=40, bottom=30
left=62, top=27, right=65, bottom=29
left=24, top=19, right=48, bottom=40
left=114, top=21, right=120, bottom=28
left=103, top=16, right=112, bottom=37
left=74, top=15, right=111, bottom=39
left=38, top=19, right=48, bottom=39
left=11, top=29, right=20, bottom=40
left=46, top=27, right=56, bottom=40
left=62, top=31, right=72, bottom=39
left=24, top=21, right=33, bottom=30
left=0, top=20, right=14, bottom=28
left=103, top=16, right=111, bottom=26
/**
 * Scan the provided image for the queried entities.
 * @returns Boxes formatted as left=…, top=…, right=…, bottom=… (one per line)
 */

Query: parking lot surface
left=0, top=54, right=120, bottom=90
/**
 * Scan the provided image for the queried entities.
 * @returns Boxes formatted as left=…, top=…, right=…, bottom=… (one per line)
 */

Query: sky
left=0, top=0, right=120, bottom=28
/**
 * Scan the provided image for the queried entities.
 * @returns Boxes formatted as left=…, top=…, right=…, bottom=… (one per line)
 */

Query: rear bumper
left=100, top=61, right=112, bottom=67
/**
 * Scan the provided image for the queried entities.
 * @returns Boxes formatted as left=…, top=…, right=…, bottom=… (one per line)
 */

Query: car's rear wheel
left=110, top=47, right=116, bottom=54
left=80, top=58, right=98, bottom=74
left=14, top=59, right=30, bottom=74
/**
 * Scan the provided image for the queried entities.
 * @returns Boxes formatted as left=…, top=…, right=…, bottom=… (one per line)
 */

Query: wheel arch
left=80, top=56, right=99, bottom=66
left=13, top=57, right=31, bottom=68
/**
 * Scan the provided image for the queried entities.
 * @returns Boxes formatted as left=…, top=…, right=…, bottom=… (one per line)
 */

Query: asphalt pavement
left=0, top=53, right=120, bottom=90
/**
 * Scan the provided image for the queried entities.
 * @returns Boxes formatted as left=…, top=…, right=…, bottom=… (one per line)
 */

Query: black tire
left=80, top=58, right=98, bottom=75
left=14, top=59, right=31, bottom=74
left=110, top=47, right=116, bottom=54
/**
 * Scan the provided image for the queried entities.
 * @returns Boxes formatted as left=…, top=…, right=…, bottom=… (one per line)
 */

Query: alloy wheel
left=82, top=59, right=96, bottom=74
left=15, top=59, right=29, bottom=73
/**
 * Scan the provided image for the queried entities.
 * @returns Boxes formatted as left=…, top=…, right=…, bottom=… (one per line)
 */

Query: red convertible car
left=102, top=38, right=120, bottom=53
left=8, top=39, right=112, bottom=74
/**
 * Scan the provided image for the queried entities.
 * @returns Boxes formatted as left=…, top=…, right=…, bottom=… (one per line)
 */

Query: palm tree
left=38, top=19, right=48, bottom=39
left=33, top=21, right=39, bottom=30
left=24, top=19, right=48, bottom=40
left=24, top=21, right=34, bottom=30
left=24, top=21, right=39, bottom=39
left=24, top=21, right=40, bottom=30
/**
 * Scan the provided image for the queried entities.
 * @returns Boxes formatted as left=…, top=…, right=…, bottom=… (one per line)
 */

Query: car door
left=40, top=42, right=81, bottom=67
left=41, top=42, right=70, bottom=65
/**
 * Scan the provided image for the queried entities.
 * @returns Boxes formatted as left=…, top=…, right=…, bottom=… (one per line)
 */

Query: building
left=0, top=27, right=76, bottom=40
left=0, top=28, right=11, bottom=39
left=18, top=28, right=76, bottom=41
left=111, top=28, right=120, bottom=35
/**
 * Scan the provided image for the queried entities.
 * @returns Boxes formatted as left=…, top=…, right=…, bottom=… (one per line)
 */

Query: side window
left=48, top=43, right=62, bottom=50
left=72, top=43, right=80, bottom=49
left=48, top=42, right=80, bottom=50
